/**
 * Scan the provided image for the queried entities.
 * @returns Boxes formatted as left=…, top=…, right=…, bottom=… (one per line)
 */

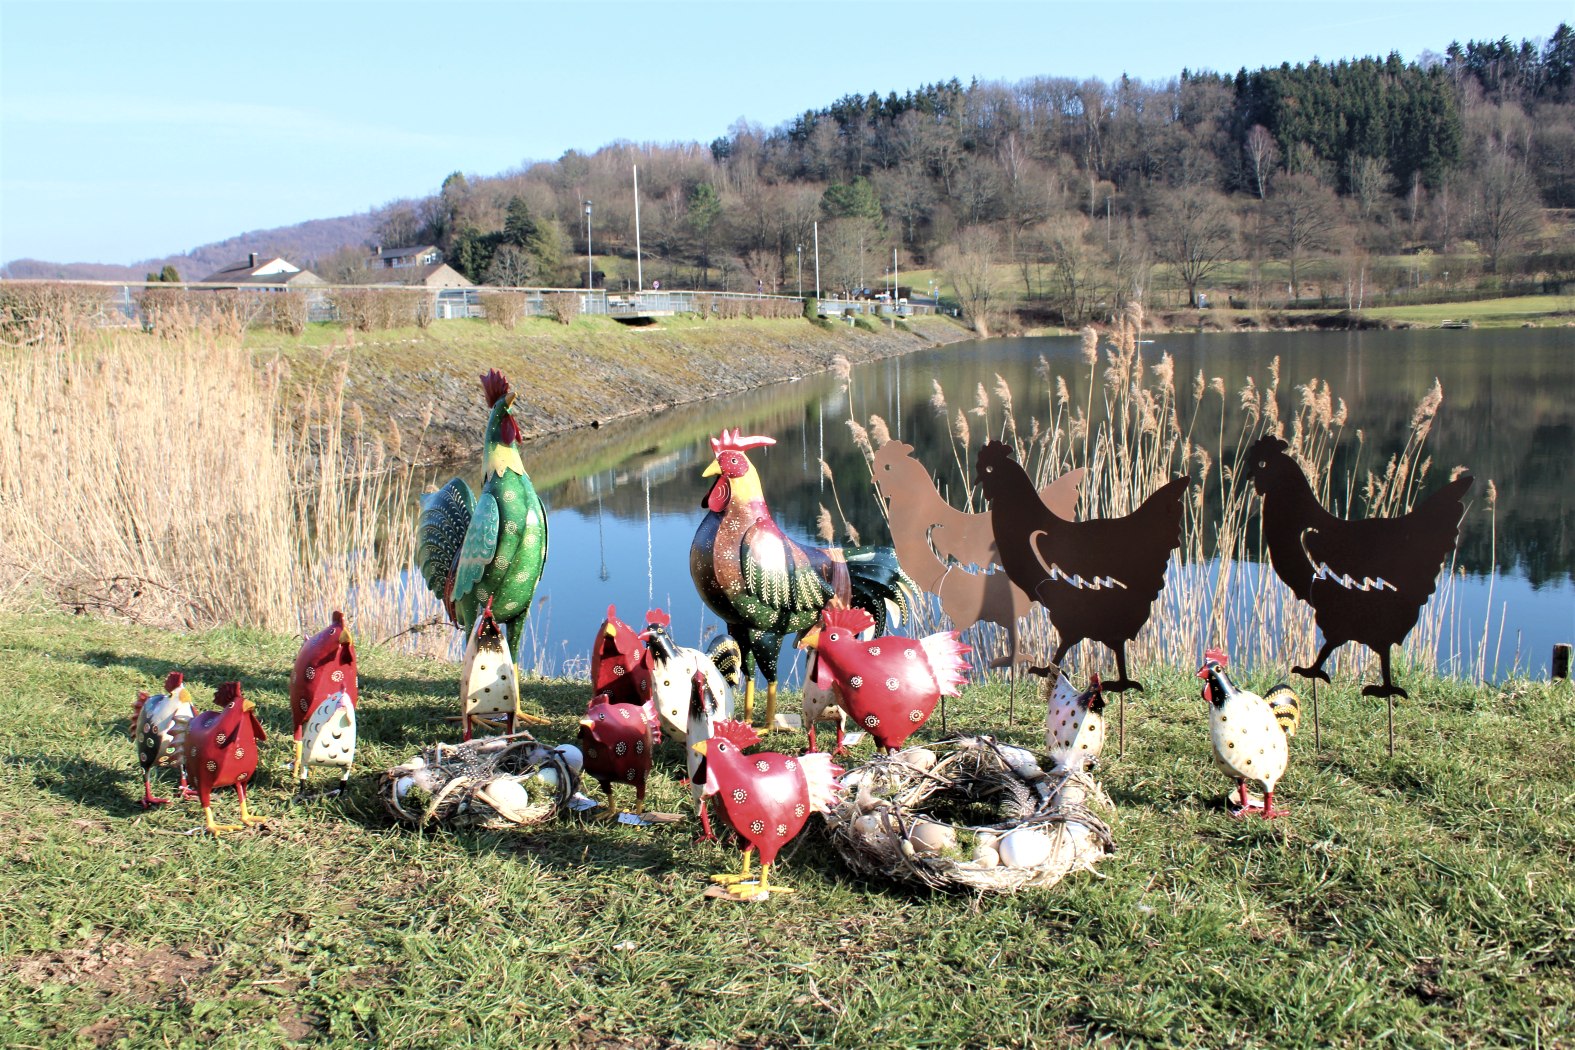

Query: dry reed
left=0, top=324, right=447, bottom=657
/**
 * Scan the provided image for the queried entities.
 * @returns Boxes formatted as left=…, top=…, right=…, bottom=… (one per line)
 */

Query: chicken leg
left=236, top=783, right=266, bottom=826
left=1361, top=647, right=1409, bottom=700
left=710, top=847, right=754, bottom=887
left=1293, top=637, right=1341, bottom=685
left=141, top=773, right=169, bottom=809
left=731, top=864, right=793, bottom=900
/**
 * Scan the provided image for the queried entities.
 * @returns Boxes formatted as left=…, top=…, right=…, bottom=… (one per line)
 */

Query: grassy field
left=2, top=610, right=1571, bottom=1048
left=1359, top=295, right=1575, bottom=328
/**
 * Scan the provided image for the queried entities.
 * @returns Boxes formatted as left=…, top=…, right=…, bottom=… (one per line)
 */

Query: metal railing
left=3, top=279, right=937, bottom=328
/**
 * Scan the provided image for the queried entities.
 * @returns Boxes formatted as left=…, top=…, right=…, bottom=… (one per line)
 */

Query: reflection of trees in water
left=408, top=330, right=1571, bottom=591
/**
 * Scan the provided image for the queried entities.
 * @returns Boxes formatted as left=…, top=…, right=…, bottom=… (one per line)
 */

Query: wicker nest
left=379, top=734, right=578, bottom=829
left=825, top=736, right=1115, bottom=893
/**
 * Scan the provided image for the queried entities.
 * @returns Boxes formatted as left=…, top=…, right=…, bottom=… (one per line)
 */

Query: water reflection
left=429, top=328, right=1573, bottom=679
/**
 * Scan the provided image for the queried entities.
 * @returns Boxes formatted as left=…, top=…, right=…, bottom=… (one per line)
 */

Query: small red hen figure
left=579, top=694, right=660, bottom=817
left=799, top=606, right=970, bottom=753
left=591, top=604, right=654, bottom=707
left=185, top=682, right=267, bottom=836
left=289, top=610, right=358, bottom=797
left=692, top=735, right=841, bottom=900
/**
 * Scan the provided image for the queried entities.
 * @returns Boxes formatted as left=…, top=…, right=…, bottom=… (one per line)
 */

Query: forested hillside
left=10, top=24, right=1571, bottom=332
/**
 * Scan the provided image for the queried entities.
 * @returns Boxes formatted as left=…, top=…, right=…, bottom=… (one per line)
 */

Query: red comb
left=821, top=606, right=876, bottom=635
left=213, top=681, right=242, bottom=707
left=645, top=608, right=671, bottom=629
left=163, top=671, right=184, bottom=691
left=710, top=719, right=762, bottom=750
left=1203, top=647, right=1228, bottom=668
left=480, top=369, right=510, bottom=407
left=710, top=429, right=776, bottom=454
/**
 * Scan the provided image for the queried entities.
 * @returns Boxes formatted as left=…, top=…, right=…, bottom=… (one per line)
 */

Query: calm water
left=462, top=328, right=1573, bottom=681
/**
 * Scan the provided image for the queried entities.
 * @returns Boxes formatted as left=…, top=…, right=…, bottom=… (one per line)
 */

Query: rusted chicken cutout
left=977, top=440, right=1188, bottom=694
left=872, top=440, right=1084, bottom=675
left=1247, top=434, right=1472, bottom=700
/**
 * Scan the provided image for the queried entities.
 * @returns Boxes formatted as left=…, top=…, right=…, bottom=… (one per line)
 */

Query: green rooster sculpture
left=418, top=369, right=549, bottom=684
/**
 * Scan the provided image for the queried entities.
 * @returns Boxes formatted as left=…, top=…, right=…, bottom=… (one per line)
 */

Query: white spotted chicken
left=1196, top=648, right=1300, bottom=819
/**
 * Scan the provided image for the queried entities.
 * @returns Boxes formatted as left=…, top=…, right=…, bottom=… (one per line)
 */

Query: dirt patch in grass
left=9, top=935, right=215, bottom=1004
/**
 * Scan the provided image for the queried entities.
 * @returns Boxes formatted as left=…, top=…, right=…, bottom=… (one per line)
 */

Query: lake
left=449, top=327, right=1573, bottom=683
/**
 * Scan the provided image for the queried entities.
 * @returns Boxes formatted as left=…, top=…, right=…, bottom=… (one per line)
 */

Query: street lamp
left=584, top=200, right=593, bottom=291
left=796, top=244, right=803, bottom=297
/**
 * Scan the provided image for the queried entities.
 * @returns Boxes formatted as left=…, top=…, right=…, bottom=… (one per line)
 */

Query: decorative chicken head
left=700, top=429, right=776, bottom=512
left=213, top=681, right=267, bottom=742
left=591, top=604, right=650, bottom=701
left=1244, top=435, right=1301, bottom=498
left=292, top=610, right=358, bottom=723
left=481, top=369, right=525, bottom=476
left=1197, top=646, right=1230, bottom=705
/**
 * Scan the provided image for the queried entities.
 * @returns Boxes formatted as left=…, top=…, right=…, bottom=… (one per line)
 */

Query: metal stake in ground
left=1387, top=696, right=1395, bottom=758
left=1311, top=678, right=1320, bottom=751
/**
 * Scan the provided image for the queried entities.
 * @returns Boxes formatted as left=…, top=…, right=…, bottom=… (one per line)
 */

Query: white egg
left=394, top=775, right=415, bottom=800
left=998, top=827, right=1054, bottom=868
left=972, top=844, right=1000, bottom=868
left=479, top=778, right=533, bottom=822
left=535, top=767, right=560, bottom=793
left=553, top=744, right=584, bottom=776
left=852, top=813, right=885, bottom=841
left=906, top=819, right=956, bottom=856
left=896, top=747, right=937, bottom=771
left=405, top=756, right=426, bottom=770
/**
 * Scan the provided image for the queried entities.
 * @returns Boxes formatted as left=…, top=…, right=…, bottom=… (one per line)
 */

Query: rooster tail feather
left=1264, top=683, right=1301, bottom=738
left=844, top=546, right=916, bottom=634
left=920, top=631, right=973, bottom=696
left=705, top=635, right=744, bottom=690
left=132, top=690, right=150, bottom=733
left=417, top=478, right=476, bottom=617
left=796, top=752, right=844, bottom=814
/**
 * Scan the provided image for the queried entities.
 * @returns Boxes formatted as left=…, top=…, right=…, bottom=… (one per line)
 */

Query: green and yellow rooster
left=418, top=369, right=549, bottom=678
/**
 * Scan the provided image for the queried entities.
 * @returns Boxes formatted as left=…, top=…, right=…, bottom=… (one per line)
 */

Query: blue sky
left=1, top=0, right=1568, bottom=264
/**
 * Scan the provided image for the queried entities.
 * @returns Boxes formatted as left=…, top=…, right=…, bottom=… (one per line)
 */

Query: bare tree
left=1243, top=125, right=1279, bottom=200
left=1348, top=155, right=1394, bottom=220
left=1465, top=151, right=1543, bottom=272
left=1148, top=186, right=1237, bottom=306
left=1265, top=174, right=1343, bottom=301
left=938, top=226, right=1004, bottom=337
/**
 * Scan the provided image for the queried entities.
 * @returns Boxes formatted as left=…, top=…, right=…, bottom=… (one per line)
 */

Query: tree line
left=324, top=23, right=1573, bottom=333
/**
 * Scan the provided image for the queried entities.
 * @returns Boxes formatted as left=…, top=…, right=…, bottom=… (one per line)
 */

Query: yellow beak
left=242, top=696, right=256, bottom=713
left=603, top=622, right=619, bottom=638
left=342, top=629, right=355, bottom=650
left=702, top=460, right=721, bottom=478
left=578, top=717, right=595, bottom=731
left=691, top=740, right=708, bottom=756
left=798, top=626, right=821, bottom=650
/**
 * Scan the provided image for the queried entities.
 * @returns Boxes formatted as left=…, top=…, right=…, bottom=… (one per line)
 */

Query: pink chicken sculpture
left=798, top=605, right=970, bottom=753
left=692, top=734, right=842, bottom=900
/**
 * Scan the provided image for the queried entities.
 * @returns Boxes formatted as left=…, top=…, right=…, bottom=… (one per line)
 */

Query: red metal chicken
left=591, top=604, right=654, bottom=708
left=289, top=610, right=358, bottom=796
left=692, top=735, right=841, bottom=900
left=798, top=606, right=971, bottom=753
left=184, top=682, right=267, bottom=836
left=579, top=694, right=660, bottom=817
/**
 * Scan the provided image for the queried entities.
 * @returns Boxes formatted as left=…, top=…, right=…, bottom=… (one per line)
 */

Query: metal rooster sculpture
left=417, top=368, right=549, bottom=673
left=691, top=429, right=913, bottom=729
left=133, top=672, right=197, bottom=808
left=1246, top=435, right=1472, bottom=700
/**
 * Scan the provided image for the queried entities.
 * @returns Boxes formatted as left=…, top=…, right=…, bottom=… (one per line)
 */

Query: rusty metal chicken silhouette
left=872, top=439, right=1083, bottom=679
left=1246, top=435, right=1473, bottom=700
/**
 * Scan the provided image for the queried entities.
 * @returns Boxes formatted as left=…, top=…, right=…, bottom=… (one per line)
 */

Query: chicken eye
left=829, top=632, right=839, bottom=641
left=597, top=713, right=606, bottom=721
left=717, top=742, right=728, bottom=752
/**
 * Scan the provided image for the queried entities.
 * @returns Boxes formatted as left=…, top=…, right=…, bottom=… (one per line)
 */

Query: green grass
left=1359, top=295, right=1575, bottom=328
left=3, top=610, right=1572, bottom=1048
